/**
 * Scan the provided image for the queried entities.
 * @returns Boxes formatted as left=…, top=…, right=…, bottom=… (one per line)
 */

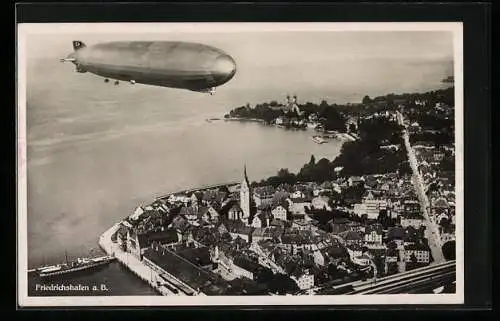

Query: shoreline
left=98, top=223, right=183, bottom=296
left=93, top=119, right=354, bottom=294
left=223, top=117, right=266, bottom=123
left=96, top=121, right=450, bottom=296
left=224, top=116, right=356, bottom=142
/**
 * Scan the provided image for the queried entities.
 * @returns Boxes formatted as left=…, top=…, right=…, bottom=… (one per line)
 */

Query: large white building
left=364, top=224, right=383, bottom=245
left=286, top=198, right=311, bottom=215
left=400, top=214, right=425, bottom=228
left=271, top=205, right=288, bottom=221
left=291, top=272, right=314, bottom=290
left=353, top=199, right=387, bottom=220
left=311, top=196, right=331, bottom=211
left=253, top=186, right=275, bottom=206
left=404, top=247, right=430, bottom=264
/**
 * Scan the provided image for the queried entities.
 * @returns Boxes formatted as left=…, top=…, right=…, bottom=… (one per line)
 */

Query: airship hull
left=65, top=41, right=237, bottom=92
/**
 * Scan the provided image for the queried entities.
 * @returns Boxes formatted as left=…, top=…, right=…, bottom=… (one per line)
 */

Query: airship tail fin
left=73, top=40, right=86, bottom=51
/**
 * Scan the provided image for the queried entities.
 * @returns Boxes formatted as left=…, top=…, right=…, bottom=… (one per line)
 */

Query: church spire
left=244, top=164, right=249, bottom=185
left=240, top=164, right=251, bottom=221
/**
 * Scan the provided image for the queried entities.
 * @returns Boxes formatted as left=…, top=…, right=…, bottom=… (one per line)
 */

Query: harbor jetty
left=98, top=223, right=183, bottom=296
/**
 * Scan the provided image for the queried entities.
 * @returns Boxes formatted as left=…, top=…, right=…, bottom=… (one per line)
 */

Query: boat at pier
left=36, top=253, right=115, bottom=278
left=311, top=135, right=327, bottom=144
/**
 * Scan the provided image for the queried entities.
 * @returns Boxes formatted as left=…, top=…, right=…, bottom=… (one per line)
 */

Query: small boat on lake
left=311, top=135, right=327, bottom=144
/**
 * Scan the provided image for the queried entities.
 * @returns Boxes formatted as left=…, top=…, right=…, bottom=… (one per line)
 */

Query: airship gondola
left=60, top=40, right=237, bottom=95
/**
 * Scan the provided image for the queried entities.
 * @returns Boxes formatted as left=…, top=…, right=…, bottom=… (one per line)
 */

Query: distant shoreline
left=223, top=117, right=266, bottom=123
left=222, top=116, right=355, bottom=142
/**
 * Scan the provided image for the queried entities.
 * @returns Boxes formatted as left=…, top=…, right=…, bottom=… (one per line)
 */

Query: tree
left=268, top=274, right=300, bottom=295
left=373, top=255, right=385, bottom=277
left=250, top=197, right=258, bottom=217
left=387, top=262, right=399, bottom=275
left=377, top=209, right=390, bottom=228
left=442, top=241, right=456, bottom=260
left=387, top=241, right=397, bottom=250
left=328, top=263, right=347, bottom=280
left=218, top=185, right=230, bottom=194
left=277, top=168, right=291, bottom=178
left=266, top=168, right=297, bottom=187
left=406, top=253, right=419, bottom=270
left=272, top=192, right=288, bottom=206
left=386, top=96, right=395, bottom=109
left=439, top=156, right=455, bottom=172
left=362, top=95, right=372, bottom=105
left=255, top=267, right=274, bottom=284
left=309, top=155, right=316, bottom=166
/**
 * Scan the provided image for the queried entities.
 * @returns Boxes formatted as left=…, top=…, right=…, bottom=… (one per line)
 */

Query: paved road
left=397, top=112, right=444, bottom=263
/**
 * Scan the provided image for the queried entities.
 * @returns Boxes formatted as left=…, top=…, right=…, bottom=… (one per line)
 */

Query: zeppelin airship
left=60, top=40, right=237, bottom=95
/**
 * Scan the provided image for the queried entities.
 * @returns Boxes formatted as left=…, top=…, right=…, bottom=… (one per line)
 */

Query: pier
left=98, top=223, right=184, bottom=296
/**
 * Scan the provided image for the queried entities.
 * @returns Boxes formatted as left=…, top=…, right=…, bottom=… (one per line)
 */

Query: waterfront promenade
left=397, top=111, right=444, bottom=263
left=98, top=223, right=183, bottom=296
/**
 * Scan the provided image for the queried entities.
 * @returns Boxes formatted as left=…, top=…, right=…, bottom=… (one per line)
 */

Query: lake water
left=24, top=55, right=451, bottom=295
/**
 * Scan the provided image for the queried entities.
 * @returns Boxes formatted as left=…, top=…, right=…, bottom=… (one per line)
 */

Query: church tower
left=240, top=164, right=251, bottom=221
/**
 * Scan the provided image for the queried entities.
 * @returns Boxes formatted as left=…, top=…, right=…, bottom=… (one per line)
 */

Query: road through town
left=397, top=111, right=444, bottom=263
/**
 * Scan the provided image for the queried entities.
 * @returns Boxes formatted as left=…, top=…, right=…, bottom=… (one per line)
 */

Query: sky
left=21, top=24, right=456, bottom=103
left=25, top=29, right=454, bottom=67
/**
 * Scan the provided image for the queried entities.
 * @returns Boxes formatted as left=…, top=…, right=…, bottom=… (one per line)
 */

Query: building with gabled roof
left=253, top=186, right=276, bottom=206
left=403, top=226, right=424, bottom=244
left=400, top=212, right=425, bottom=228
left=311, top=196, right=331, bottom=211
left=364, top=223, right=383, bottom=245
left=232, top=255, right=264, bottom=280
left=143, top=246, right=230, bottom=295
left=348, top=176, right=365, bottom=187
left=432, top=196, right=450, bottom=209
left=404, top=243, right=430, bottom=264
left=291, top=270, right=314, bottom=290
left=225, top=220, right=253, bottom=242
left=251, top=211, right=272, bottom=228
left=342, top=230, right=364, bottom=245
left=387, top=226, right=405, bottom=242
left=286, top=198, right=311, bottom=215
left=271, top=204, right=288, bottom=221
left=180, top=205, right=210, bottom=223
left=329, top=216, right=350, bottom=234
left=227, top=203, right=243, bottom=221
left=177, top=246, right=212, bottom=268
left=127, top=228, right=179, bottom=259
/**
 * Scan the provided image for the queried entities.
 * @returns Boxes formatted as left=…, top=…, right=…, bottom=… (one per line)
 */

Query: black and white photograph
left=17, top=22, right=463, bottom=306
